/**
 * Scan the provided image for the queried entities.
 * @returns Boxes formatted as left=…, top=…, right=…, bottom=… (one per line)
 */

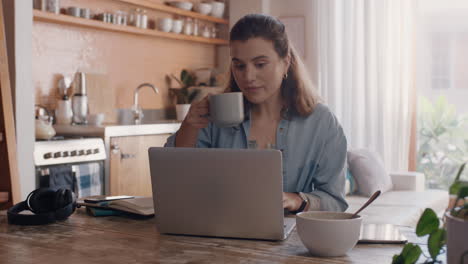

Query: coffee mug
left=209, top=92, right=244, bottom=127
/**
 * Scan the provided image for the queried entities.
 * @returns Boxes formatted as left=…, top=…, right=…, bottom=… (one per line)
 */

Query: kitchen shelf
left=117, top=0, right=229, bottom=25
left=33, top=10, right=228, bottom=45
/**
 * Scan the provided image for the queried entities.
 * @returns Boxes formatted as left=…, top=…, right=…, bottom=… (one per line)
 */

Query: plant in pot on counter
left=391, top=184, right=468, bottom=264
left=169, top=69, right=200, bottom=121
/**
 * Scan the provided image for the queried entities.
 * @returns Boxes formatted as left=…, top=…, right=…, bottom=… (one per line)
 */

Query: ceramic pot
left=446, top=212, right=468, bottom=264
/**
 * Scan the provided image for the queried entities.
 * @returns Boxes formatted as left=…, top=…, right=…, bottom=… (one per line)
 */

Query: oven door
left=36, top=160, right=105, bottom=198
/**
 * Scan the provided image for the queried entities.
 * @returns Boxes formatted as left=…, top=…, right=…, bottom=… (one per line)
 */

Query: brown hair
left=227, top=14, right=320, bottom=117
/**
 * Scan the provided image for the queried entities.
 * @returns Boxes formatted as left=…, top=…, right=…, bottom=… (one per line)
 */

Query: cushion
left=347, top=149, right=393, bottom=197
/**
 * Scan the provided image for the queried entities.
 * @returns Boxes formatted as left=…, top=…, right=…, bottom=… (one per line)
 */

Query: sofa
left=345, top=171, right=449, bottom=228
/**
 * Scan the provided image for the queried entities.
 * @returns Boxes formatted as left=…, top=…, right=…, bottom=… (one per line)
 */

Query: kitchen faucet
left=132, top=83, right=159, bottom=124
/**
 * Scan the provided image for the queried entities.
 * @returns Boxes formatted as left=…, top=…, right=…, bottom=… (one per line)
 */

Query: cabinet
left=109, top=133, right=171, bottom=196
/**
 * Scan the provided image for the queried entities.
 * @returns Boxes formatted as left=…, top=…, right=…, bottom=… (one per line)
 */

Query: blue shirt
left=165, top=103, right=348, bottom=212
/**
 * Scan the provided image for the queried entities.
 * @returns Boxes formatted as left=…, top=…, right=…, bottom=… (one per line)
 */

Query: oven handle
left=111, top=143, right=136, bottom=160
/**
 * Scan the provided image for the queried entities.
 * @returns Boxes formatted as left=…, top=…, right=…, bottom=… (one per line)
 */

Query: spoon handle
left=351, top=190, right=381, bottom=218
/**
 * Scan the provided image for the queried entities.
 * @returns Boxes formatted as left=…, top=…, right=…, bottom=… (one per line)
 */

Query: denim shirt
left=165, top=103, right=348, bottom=212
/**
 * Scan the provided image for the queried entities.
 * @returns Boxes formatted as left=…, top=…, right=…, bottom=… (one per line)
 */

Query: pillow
left=347, top=149, right=393, bottom=197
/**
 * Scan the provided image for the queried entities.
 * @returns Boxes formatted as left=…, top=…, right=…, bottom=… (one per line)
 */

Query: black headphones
left=7, top=188, right=76, bottom=225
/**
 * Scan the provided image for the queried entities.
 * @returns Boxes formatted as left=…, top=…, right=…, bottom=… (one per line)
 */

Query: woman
left=165, top=14, right=348, bottom=213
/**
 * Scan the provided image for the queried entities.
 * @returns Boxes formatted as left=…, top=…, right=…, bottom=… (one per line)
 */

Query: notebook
left=78, top=196, right=154, bottom=216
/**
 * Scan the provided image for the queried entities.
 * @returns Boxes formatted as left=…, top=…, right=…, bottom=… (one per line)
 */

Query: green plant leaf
left=428, top=228, right=446, bottom=260
left=416, top=208, right=440, bottom=236
left=453, top=163, right=467, bottom=183
left=458, top=185, right=468, bottom=199
left=392, top=254, right=404, bottom=264
left=181, top=69, right=189, bottom=85
left=392, top=244, right=422, bottom=264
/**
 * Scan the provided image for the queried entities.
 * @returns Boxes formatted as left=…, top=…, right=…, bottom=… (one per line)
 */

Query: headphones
left=7, top=188, right=76, bottom=225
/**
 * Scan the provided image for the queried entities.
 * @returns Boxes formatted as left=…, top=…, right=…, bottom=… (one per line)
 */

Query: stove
left=34, top=138, right=107, bottom=198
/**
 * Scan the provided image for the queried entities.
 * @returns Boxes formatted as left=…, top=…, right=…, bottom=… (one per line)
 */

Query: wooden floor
left=0, top=208, right=428, bottom=264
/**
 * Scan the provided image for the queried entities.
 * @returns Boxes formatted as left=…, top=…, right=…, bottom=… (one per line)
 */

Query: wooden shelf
left=116, top=0, right=229, bottom=25
left=33, top=10, right=229, bottom=45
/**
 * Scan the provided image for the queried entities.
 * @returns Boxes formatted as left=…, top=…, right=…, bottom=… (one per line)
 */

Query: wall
left=34, top=0, right=220, bottom=122
left=269, top=0, right=318, bottom=87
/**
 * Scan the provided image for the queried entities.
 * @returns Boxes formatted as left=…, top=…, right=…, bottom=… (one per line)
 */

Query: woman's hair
left=226, top=14, right=320, bottom=117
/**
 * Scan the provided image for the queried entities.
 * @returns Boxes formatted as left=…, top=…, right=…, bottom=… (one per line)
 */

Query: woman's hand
left=282, top=192, right=303, bottom=211
left=175, top=96, right=210, bottom=147
left=182, top=95, right=210, bottom=129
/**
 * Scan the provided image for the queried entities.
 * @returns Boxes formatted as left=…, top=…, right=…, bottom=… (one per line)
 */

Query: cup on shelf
left=158, top=18, right=173, bottom=33
left=172, top=19, right=183, bottom=34
left=67, top=6, right=81, bottom=17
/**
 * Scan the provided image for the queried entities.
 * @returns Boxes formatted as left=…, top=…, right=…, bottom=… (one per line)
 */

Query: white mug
left=209, top=92, right=244, bottom=127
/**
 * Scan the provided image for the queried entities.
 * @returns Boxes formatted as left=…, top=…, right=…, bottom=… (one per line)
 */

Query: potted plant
left=446, top=186, right=468, bottom=264
left=169, top=69, right=199, bottom=121
left=392, top=185, right=468, bottom=264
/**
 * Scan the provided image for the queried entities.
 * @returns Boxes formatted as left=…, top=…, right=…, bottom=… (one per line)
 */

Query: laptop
left=148, top=147, right=295, bottom=241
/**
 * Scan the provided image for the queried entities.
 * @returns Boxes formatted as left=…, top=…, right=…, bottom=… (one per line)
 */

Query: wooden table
left=0, top=208, right=429, bottom=264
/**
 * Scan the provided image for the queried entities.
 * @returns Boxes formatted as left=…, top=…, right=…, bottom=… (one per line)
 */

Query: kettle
left=35, top=105, right=56, bottom=140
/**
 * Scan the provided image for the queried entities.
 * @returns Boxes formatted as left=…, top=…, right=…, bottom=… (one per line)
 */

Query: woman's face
left=230, top=37, right=289, bottom=105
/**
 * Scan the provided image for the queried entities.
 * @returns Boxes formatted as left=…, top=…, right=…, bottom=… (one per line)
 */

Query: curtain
left=314, top=0, right=416, bottom=171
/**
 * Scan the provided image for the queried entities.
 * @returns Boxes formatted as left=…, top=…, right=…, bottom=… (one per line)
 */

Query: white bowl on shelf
left=167, top=1, right=193, bottom=11
left=171, top=19, right=183, bottom=34
left=158, top=18, right=173, bottom=33
left=210, top=1, right=225, bottom=18
left=194, top=3, right=212, bottom=15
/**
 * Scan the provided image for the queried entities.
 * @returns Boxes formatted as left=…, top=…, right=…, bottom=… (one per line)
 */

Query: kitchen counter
left=54, top=121, right=181, bottom=138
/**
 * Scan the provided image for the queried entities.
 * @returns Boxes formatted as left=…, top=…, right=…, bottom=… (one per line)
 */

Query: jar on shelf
left=201, top=24, right=211, bottom=38
left=33, top=0, right=46, bottom=11
left=193, top=19, right=199, bottom=36
left=46, top=0, right=60, bottom=14
left=130, top=8, right=142, bottom=27
left=210, top=26, right=218, bottom=38
left=140, top=9, right=148, bottom=29
left=183, top=17, right=193, bottom=35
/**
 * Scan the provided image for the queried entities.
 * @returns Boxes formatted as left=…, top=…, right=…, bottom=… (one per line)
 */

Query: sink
left=116, top=108, right=177, bottom=125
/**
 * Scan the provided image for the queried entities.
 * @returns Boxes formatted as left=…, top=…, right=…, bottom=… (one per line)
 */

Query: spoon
left=351, top=190, right=381, bottom=218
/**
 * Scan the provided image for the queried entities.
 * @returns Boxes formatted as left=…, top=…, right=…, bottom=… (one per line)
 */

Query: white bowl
left=171, top=19, right=183, bottom=34
left=296, top=211, right=362, bottom=257
left=167, top=1, right=193, bottom=11
left=158, top=18, right=173, bottom=32
left=210, top=1, right=225, bottom=18
left=194, top=3, right=212, bottom=15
